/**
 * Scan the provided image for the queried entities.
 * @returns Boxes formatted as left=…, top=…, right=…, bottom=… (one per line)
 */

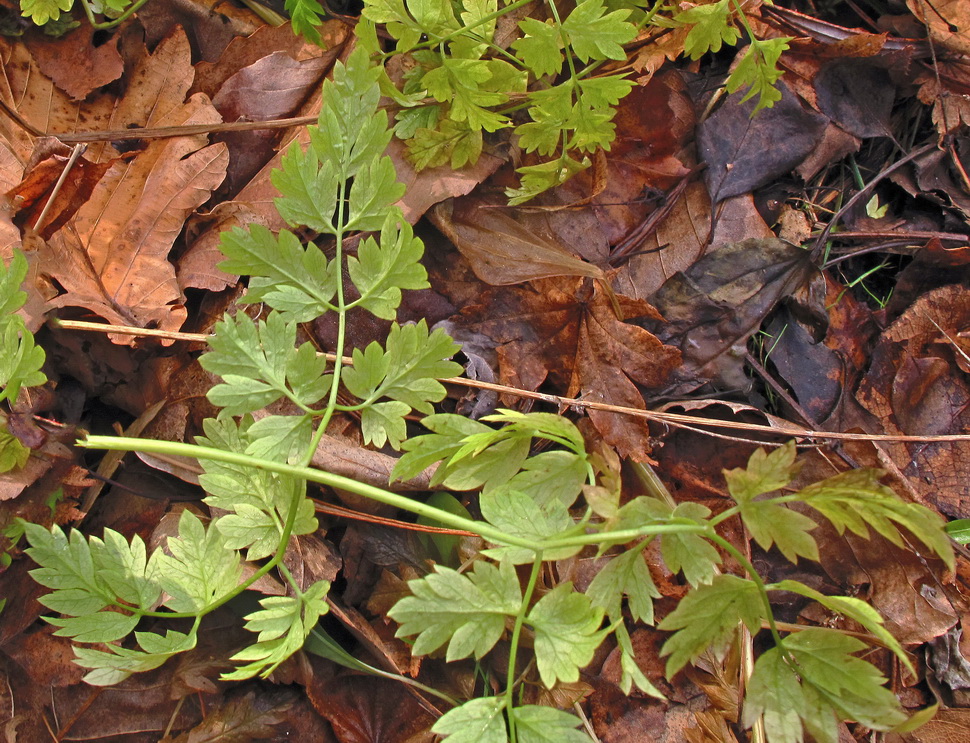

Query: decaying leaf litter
left=0, top=0, right=969, bottom=740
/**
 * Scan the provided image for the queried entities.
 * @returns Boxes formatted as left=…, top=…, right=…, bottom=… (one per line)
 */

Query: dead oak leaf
left=455, top=277, right=680, bottom=460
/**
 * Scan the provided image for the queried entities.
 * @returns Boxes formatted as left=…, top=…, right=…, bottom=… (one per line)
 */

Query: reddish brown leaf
left=856, top=284, right=970, bottom=516
left=453, top=276, right=680, bottom=459
left=24, top=24, right=124, bottom=101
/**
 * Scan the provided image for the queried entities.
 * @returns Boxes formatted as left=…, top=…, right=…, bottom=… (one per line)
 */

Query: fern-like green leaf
left=527, top=583, right=607, bottom=687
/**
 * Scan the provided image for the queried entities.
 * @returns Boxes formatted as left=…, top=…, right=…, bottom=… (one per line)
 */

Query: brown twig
left=50, top=318, right=970, bottom=445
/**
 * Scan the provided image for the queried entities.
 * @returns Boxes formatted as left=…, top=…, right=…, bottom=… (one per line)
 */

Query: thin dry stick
left=51, top=318, right=970, bottom=445
left=32, top=143, right=86, bottom=233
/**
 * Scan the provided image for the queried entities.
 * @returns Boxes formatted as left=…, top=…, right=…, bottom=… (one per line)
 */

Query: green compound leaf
left=769, top=579, right=911, bottom=674
left=0, top=424, right=30, bottom=473
left=392, top=413, right=532, bottom=489
left=200, top=311, right=332, bottom=415
left=745, top=629, right=908, bottom=742
left=285, top=0, right=328, bottom=45
left=314, top=48, right=391, bottom=178
left=620, top=499, right=722, bottom=586
left=0, top=254, right=47, bottom=406
left=527, top=583, right=607, bottom=688
left=479, top=409, right=587, bottom=455
left=586, top=545, right=659, bottom=624
left=725, top=36, right=792, bottom=112
left=224, top=579, right=330, bottom=680
left=272, top=138, right=340, bottom=233
left=343, top=321, right=462, bottom=449
left=218, top=226, right=337, bottom=321
left=389, top=560, right=521, bottom=661
left=726, top=445, right=818, bottom=562
left=346, top=156, right=406, bottom=231
left=75, top=629, right=197, bottom=686
left=431, top=697, right=508, bottom=743
left=561, top=0, right=636, bottom=63
left=797, top=468, right=955, bottom=571
left=513, top=18, right=563, bottom=77
left=480, top=487, right=582, bottom=564
left=348, top=214, right=429, bottom=320
left=658, top=574, right=764, bottom=677
left=153, top=510, right=242, bottom=614
left=408, top=119, right=483, bottom=170
left=512, top=704, right=591, bottom=743
left=19, top=0, right=73, bottom=25
left=675, top=0, right=740, bottom=59
left=22, top=522, right=160, bottom=643
left=504, top=450, right=587, bottom=509
left=724, top=442, right=797, bottom=501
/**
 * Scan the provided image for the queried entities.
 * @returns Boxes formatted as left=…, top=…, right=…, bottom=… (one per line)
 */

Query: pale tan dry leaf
left=41, top=94, right=228, bottom=340
left=0, top=30, right=228, bottom=341
left=430, top=199, right=606, bottom=285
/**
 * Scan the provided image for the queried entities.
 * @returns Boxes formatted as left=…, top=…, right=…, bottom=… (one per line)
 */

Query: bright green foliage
left=0, top=425, right=30, bottom=473
left=11, top=42, right=949, bottom=743
left=676, top=0, right=740, bottom=59
left=389, top=560, right=522, bottom=660
left=21, top=48, right=463, bottom=688
left=431, top=697, right=508, bottom=743
left=0, top=252, right=46, bottom=408
left=200, top=311, right=332, bottom=416
left=745, top=630, right=908, bottom=743
left=341, top=320, right=462, bottom=448
left=725, top=442, right=819, bottom=562
left=224, top=580, right=330, bottom=679
left=798, top=468, right=954, bottom=570
left=586, top=544, right=658, bottom=624
left=527, top=583, right=606, bottom=687
left=658, top=574, right=764, bottom=676
left=285, top=0, right=329, bottom=45
left=19, top=0, right=72, bottom=24
left=512, top=705, right=592, bottom=743
left=726, top=36, right=792, bottom=112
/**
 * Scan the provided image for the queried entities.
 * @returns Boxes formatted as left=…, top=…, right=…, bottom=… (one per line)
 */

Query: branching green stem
left=505, top=554, right=543, bottom=743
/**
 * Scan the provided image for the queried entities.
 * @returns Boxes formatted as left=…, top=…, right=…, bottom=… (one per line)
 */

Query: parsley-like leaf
left=389, top=560, right=521, bottom=660
left=431, top=697, right=508, bottom=743
left=19, top=0, right=73, bottom=25
left=224, top=580, right=330, bottom=680
left=798, top=468, right=954, bottom=570
left=527, top=583, right=607, bottom=687
left=201, top=311, right=332, bottom=415
left=480, top=487, right=582, bottom=563
left=153, top=510, right=242, bottom=614
left=348, top=215, right=430, bottom=320
left=218, top=226, right=337, bottom=321
left=512, top=705, right=591, bottom=743
left=725, top=36, right=792, bottom=112
left=562, top=0, right=636, bottom=62
left=586, top=545, right=659, bottom=624
left=675, top=0, right=740, bottom=60
left=658, top=574, right=764, bottom=676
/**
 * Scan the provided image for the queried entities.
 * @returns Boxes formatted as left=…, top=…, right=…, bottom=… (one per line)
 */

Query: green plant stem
left=78, top=0, right=152, bottom=29
left=79, top=436, right=713, bottom=552
left=505, top=554, right=544, bottom=743
left=302, top=180, right=350, bottom=468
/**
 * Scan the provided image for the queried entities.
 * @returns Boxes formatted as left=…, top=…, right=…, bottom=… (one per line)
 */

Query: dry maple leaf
left=453, top=276, right=680, bottom=460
